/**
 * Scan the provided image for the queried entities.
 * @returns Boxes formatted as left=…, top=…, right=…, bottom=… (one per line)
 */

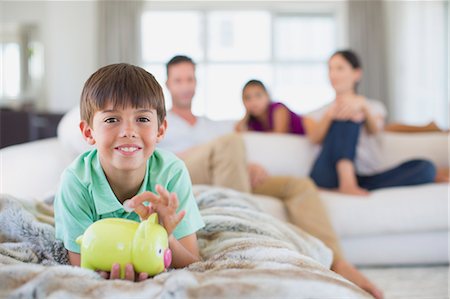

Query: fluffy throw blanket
left=0, top=186, right=370, bottom=298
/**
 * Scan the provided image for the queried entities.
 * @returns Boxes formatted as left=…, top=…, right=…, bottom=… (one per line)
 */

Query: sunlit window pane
left=142, top=63, right=169, bottom=106
left=142, top=63, right=207, bottom=117
left=0, top=43, right=21, bottom=98
left=140, top=10, right=337, bottom=120
left=207, top=11, right=271, bottom=62
left=273, top=64, right=334, bottom=114
left=141, top=11, right=203, bottom=62
left=204, top=64, right=272, bottom=120
left=274, top=16, right=335, bottom=61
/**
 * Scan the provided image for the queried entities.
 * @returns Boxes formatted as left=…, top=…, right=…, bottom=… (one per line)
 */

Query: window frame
left=140, top=1, right=348, bottom=119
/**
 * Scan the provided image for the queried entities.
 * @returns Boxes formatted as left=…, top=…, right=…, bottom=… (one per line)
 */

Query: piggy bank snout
left=164, top=248, right=172, bottom=269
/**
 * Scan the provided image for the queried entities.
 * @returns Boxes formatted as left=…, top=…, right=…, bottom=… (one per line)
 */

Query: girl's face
left=328, top=54, right=362, bottom=94
left=242, top=84, right=270, bottom=117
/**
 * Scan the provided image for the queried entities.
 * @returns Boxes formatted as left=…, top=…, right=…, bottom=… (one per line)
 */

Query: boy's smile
left=115, top=144, right=143, bottom=156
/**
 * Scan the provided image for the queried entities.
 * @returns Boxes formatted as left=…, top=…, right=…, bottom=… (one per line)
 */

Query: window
left=0, top=25, right=44, bottom=101
left=0, top=43, right=21, bottom=98
left=141, top=8, right=337, bottom=120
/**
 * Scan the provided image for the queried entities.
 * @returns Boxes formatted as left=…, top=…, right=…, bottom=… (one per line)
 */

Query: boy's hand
left=127, top=185, right=186, bottom=236
left=97, top=263, right=148, bottom=281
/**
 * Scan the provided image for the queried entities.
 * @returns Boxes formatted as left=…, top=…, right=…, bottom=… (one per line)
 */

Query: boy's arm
left=68, top=251, right=81, bottom=266
left=169, top=233, right=201, bottom=268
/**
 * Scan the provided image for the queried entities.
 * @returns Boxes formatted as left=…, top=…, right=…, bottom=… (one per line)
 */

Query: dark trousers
left=309, top=121, right=436, bottom=190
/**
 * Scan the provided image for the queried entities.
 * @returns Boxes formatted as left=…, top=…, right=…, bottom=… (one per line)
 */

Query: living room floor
left=360, top=265, right=448, bottom=298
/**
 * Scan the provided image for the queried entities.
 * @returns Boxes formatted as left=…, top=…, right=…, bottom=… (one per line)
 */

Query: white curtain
left=97, top=0, right=143, bottom=66
left=383, top=1, right=448, bottom=128
left=348, top=0, right=389, bottom=114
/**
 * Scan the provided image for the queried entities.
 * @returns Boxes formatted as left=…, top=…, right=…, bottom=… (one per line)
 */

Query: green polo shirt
left=54, top=148, right=205, bottom=254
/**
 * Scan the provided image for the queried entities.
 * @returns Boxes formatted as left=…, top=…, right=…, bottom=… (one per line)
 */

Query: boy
left=54, top=63, right=204, bottom=281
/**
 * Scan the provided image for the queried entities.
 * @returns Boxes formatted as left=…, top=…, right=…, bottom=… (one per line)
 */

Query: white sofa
left=0, top=132, right=448, bottom=266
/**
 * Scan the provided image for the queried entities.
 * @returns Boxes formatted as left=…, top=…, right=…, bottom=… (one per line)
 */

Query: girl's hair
left=331, top=49, right=362, bottom=92
left=242, top=79, right=267, bottom=96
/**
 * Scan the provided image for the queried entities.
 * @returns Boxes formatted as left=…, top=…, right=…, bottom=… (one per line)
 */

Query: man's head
left=165, top=55, right=196, bottom=109
left=79, top=63, right=167, bottom=173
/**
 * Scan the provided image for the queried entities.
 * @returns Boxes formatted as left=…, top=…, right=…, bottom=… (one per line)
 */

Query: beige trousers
left=182, top=133, right=344, bottom=262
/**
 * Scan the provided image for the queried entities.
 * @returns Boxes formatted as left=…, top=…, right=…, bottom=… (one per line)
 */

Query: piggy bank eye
left=158, top=248, right=162, bottom=255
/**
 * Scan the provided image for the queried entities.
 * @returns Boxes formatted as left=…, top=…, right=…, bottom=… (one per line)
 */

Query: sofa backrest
left=242, top=132, right=449, bottom=177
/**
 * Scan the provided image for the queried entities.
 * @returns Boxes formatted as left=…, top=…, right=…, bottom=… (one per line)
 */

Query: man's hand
left=126, top=185, right=185, bottom=236
left=97, top=263, right=149, bottom=281
left=247, top=163, right=269, bottom=189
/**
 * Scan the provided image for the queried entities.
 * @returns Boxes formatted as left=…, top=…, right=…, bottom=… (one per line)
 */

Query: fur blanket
left=0, top=186, right=370, bottom=299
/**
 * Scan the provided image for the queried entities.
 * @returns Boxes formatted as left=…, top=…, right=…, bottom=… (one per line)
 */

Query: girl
left=235, top=79, right=305, bottom=135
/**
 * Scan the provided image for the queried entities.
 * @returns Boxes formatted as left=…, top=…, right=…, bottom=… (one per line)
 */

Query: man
left=158, top=55, right=383, bottom=299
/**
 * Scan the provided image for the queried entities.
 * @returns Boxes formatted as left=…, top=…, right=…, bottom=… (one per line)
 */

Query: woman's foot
left=337, top=160, right=369, bottom=196
left=338, top=184, right=369, bottom=196
left=332, top=260, right=383, bottom=299
left=435, top=168, right=449, bottom=183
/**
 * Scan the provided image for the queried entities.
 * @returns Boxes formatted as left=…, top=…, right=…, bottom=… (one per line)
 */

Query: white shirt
left=307, top=99, right=387, bottom=175
left=158, top=111, right=234, bottom=153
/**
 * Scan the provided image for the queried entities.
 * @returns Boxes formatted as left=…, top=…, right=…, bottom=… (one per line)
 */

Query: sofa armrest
left=0, top=138, right=76, bottom=199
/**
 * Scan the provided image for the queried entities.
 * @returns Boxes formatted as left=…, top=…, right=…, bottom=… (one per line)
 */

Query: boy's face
left=80, top=103, right=167, bottom=174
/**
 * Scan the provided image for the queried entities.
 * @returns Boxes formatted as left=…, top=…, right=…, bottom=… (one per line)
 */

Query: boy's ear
left=156, top=118, right=167, bottom=143
left=80, top=120, right=96, bottom=145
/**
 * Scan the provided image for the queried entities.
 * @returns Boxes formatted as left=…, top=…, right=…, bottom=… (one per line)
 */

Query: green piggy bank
left=76, top=213, right=172, bottom=278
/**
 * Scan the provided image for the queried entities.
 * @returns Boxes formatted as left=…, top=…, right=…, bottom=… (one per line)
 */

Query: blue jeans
left=309, top=121, right=436, bottom=190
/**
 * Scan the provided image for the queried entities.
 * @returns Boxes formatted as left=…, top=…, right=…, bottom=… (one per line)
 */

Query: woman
left=303, top=50, right=437, bottom=195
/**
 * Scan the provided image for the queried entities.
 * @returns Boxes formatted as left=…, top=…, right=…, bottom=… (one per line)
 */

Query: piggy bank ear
left=148, top=213, right=158, bottom=225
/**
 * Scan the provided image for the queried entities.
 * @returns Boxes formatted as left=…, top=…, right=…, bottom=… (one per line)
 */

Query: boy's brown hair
left=80, top=63, right=166, bottom=126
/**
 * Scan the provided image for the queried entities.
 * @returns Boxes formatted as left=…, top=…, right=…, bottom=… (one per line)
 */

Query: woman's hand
left=126, top=185, right=186, bottom=236
left=333, top=95, right=367, bottom=122
left=97, top=263, right=149, bottom=282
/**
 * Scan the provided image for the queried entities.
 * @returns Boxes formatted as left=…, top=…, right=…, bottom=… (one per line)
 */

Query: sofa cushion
left=243, top=133, right=316, bottom=178
left=321, top=183, right=448, bottom=238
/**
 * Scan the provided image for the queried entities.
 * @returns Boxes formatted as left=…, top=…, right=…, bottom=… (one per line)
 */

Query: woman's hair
left=331, top=49, right=362, bottom=92
left=331, top=49, right=362, bottom=69
left=242, top=79, right=267, bottom=96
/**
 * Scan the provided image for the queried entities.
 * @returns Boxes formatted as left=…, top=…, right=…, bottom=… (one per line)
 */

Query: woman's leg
left=309, top=121, right=366, bottom=194
left=357, top=159, right=437, bottom=190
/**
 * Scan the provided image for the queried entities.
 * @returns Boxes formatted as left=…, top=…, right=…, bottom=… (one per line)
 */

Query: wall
left=1, top=1, right=98, bottom=113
